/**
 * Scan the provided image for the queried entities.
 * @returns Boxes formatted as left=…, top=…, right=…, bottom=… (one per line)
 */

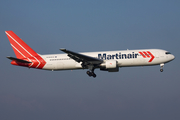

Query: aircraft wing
left=60, top=49, right=103, bottom=65
left=7, top=56, right=32, bottom=63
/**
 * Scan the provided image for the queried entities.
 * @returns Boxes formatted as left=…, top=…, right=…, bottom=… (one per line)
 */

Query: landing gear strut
left=86, top=65, right=96, bottom=78
left=160, top=63, right=164, bottom=72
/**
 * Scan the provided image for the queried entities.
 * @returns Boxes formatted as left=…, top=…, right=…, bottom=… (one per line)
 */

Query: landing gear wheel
left=86, top=71, right=96, bottom=78
left=86, top=71, right=91, bottom=76
left=160, top=69, right=163, bottom=72
left=92, top=73, right=96, bottom=78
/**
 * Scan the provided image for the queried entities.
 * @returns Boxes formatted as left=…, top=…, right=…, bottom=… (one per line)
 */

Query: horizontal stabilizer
left=7, top=56, right=32, bottom=63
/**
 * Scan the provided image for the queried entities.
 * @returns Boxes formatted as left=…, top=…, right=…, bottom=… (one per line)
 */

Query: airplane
left=5, top=31, right=175, bottom=78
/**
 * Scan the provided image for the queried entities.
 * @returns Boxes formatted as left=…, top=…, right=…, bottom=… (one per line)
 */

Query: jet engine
left=100, top=60, right=119, bottom=72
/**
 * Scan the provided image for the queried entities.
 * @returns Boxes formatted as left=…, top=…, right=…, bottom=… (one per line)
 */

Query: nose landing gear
left=160, top=63, right=164, bottom=72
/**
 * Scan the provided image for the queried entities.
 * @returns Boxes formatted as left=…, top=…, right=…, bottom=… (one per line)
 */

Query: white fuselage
left=41, top=49, right=175, bottom=71
left=5, top=31, right=175, bottom=77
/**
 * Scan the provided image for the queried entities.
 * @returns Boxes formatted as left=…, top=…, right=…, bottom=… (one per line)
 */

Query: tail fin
left=5, top=31, right=39, bottom=59
left=5, top=31, right=46, bottom=69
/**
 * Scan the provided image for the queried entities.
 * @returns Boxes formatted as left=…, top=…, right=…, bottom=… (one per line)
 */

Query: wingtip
left=60, top=48, right=66, bottom=51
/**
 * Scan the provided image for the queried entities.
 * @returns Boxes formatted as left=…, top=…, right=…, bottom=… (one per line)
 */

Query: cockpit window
left=165, top=52, right=171, bottom=54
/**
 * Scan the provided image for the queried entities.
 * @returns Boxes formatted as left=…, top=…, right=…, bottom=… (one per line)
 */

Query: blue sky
left=0, top=0, right=180, bottom=120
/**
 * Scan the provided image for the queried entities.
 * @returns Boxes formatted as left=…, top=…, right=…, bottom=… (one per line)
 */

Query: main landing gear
left=86, top=65, right=97, bottom=78
left=86, top=71, right=96, bottom=78
left=160, top=63, right=164, bottom=72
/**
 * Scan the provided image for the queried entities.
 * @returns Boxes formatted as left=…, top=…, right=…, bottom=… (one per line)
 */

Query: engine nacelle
left=100, top=60, right=119, bottom=72
left=105, top=60, right=117, bottom=69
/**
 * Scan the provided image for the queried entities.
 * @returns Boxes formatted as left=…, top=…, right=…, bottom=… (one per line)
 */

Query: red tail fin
left=5, top=31, right=38, bottom=59
left=5, top=31, right=46, bottom=69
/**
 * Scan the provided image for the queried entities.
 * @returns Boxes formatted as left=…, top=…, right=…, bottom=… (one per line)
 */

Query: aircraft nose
left=172, top=55, right=175, bottom=60
left=172, top=54, right=175, bottom=60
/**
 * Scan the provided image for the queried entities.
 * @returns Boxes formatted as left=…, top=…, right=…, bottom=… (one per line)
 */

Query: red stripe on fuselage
left=139, top=51, right=155, bottom=62
left=143, top=51, right=150, bottom=58
left=139, top=52, right=146, bottom=58
left=146, top=51, right=155, bottom=62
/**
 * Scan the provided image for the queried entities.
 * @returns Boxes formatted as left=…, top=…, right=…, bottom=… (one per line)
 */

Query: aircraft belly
left=61, top=61, right=77, bottom=70
left=42, top=62, right=56, bottom=70
left=43, top=61, right=78, bottom=70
